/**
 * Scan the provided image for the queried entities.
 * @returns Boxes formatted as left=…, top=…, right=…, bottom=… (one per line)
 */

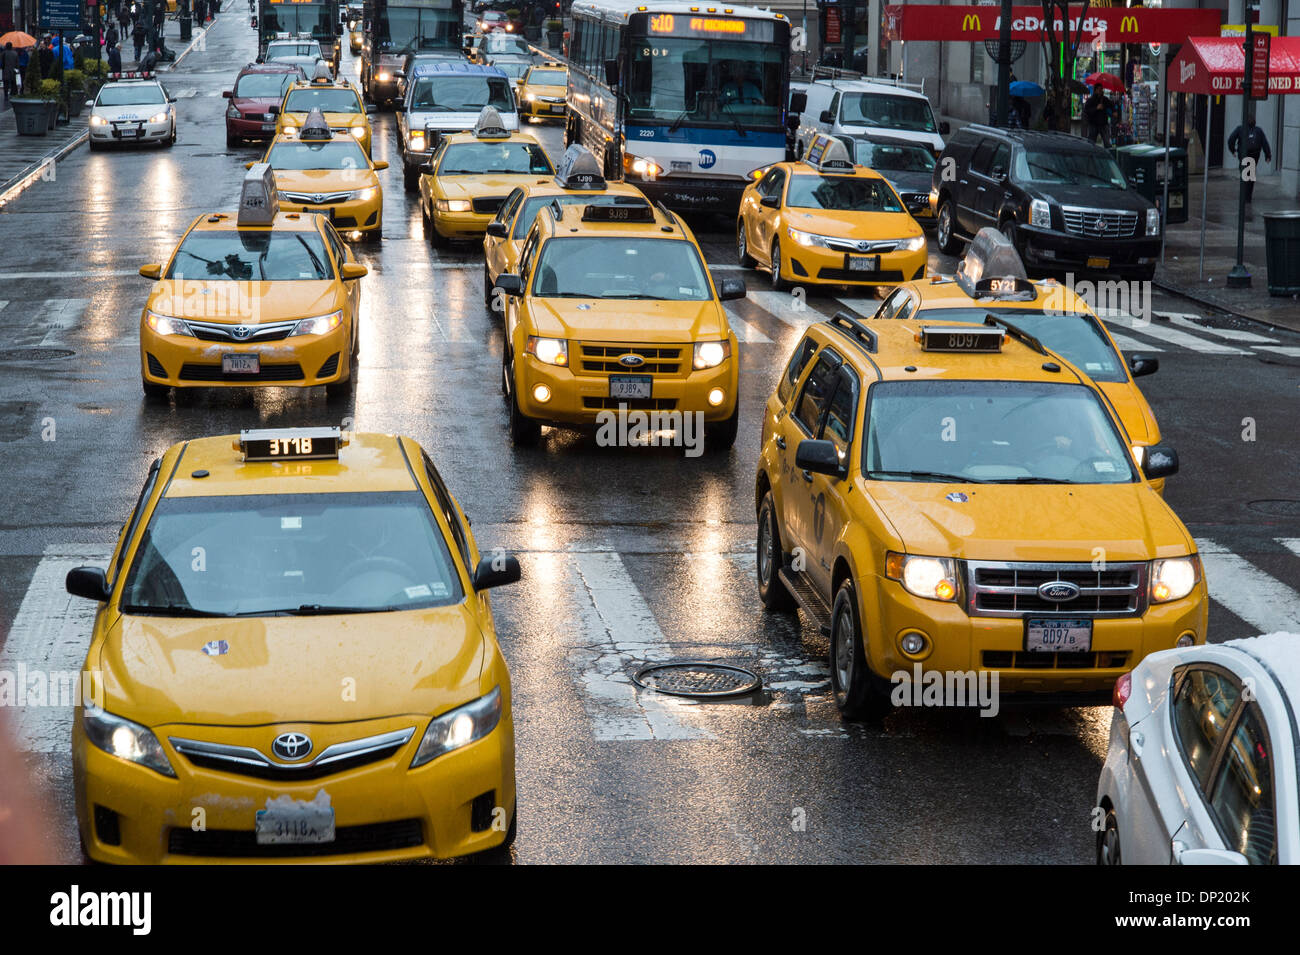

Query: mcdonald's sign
left=1119, top=15, right=1138, bottom=34
left=962, top=13, right=981, bottom=32
left=883, top=5, right=1222, bottom=43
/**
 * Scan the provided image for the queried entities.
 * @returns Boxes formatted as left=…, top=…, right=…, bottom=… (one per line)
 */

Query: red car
left=222, top=63, right=306, bottom=147
left=478, top=10, right=512, bottom=32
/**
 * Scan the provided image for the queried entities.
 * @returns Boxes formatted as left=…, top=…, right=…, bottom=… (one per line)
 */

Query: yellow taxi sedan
left=65, top=427, right=522, bottom=864
left=261, top=110, right=387, bottom=241
left=138, top=165, right=365, bottom=400
left=737, top=134, right=926, bottom=290
left=517, top=64, right=567, bottom=122
left=273, top=68, right=375, bottom=157
left=418, top=107, right=555, bottom=246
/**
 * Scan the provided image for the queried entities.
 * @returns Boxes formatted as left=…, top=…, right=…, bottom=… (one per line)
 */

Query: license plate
left=222, top=354, right=260, bottom=375
left=848, top=254, right=879, bottom=272
left=117, top=128, right=139, bottom=138
left=1086, top=256, right=1110, bottom=269
left=913, top=207, right=933, bottom=218
left=1025, top=617, right=1093, bottom=653
left=609, top=375, right=652, bottom=400
left=262, top=122, right=277, bottom=131
left=254, top=804, right=336, bottom=845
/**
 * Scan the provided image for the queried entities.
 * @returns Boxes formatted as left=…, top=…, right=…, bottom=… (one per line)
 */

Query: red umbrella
left=1085, top=72, right=1126, bottom=93
left=0, top=31, right=37, bottom=49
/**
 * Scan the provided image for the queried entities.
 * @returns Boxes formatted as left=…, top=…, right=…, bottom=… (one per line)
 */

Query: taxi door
left=750, top=167, right=787, bottom=268
left=780, top=347, right=843, bottom=578
left=485, top=188, right=525, bottom=286
left=802, top=362, right=861, bottom=598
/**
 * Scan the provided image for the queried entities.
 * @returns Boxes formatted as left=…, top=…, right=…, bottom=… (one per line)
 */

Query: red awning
left=1168, top=36, right=1300, bottom=95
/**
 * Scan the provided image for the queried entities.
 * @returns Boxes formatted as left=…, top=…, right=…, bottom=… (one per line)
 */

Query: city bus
left=567, top=0, right=791, bottom=212
left=259, top=0, right=342, bottom=70
left=361, top=0, right=466, bottom=107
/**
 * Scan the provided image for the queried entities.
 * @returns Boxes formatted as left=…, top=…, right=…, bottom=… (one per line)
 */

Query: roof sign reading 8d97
left=39, top=0, right=85, bottom=31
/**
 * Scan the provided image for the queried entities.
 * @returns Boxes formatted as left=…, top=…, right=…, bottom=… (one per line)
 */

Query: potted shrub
left=41, top=78, right=66, bottom=127
left=65, top=70, right=86, bottom=117
left=10, top=57, right=50, bottom=136
left=546, top=18, right=563, bottom=48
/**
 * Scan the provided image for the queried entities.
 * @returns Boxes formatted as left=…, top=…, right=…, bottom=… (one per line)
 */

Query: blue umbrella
left=1010, top=80, right=1045, bottom=97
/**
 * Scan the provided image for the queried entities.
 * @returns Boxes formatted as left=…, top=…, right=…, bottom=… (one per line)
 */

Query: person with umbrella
left=2, top=42, right=19, bottom=101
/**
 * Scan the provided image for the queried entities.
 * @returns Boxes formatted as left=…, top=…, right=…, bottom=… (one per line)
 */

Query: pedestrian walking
left=132, top=21, right=146, bottom=61
left=1083, top=88, right=1111, bottom=147
left=107, top=41, right=123, bottom=73
left=1227, top=116, right=1273, bottom=204
left=2, top=43, right=18, bottom=101
left=106, top=23, right=120, bottom=51
left=38, top=37, right=53, bottom=77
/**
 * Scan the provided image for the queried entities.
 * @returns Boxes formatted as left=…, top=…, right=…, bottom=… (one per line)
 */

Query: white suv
left=793, top=75, right=946, bottom=161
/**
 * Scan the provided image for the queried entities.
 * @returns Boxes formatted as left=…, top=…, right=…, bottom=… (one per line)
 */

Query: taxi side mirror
left=341, top=263, right=368, bottom=280
left=473, top=554, right=522, bottom=590
left=418, top=162, right=433, bottom=173
left=715, top=274, right=746, bottom=301
left=66, top=566, right=110, bottom=602
left=486, top=221, right=508, bottom=238
left=495, top=273, right=523, bottom=296
left=85, top=99, right=94, bottom=108
left=1141, top=443, right=1179, bottom=480
left=268, top=105, right=279, bottom=115
left=222, top=90, right=233, bottom=98
left=795, top=439, right=846, bottom=480
left=1128, top=354, right=1158, bottom=378
left=372, top=160, right=389, bottom=170
left=760, top=195, right=780, bottom=209
left=138, top=263, right=163, bottom=280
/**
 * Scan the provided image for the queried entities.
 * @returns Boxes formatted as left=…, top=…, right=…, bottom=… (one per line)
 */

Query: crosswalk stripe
left=1195, top=538, right=1300, bottom=635
left=1163, top=314, right=1277, bottom=344
left=1256, top=346, right=1300, bottom=358
left=723, top=304, right=773, bottom=344
left=1109, top=332, right=1164, bottom=353
left=745, top=289, right=823, bottom=327
left=1098, top=313, right=1248, bottom=354
left=1278, top=539, right=1300, bottom=560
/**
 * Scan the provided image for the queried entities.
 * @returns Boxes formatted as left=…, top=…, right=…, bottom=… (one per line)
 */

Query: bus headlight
left=375, top=70, right=391, bottom=82
left=525, top=336, right=568, bottom=366
left=693, top=340, right=729, bottom=369
left=1151, top=556, right=1199, bottom=603
left=886, top=552, right=959, bottom=602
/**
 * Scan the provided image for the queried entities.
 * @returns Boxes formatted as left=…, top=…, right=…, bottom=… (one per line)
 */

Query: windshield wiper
left=285, top=603, right=402, bottom=615
left=866, top=469, right=987, bottom=483
left=121, top=602, right=228, bottom=617
left=997, top=476, right=1082, bottom=484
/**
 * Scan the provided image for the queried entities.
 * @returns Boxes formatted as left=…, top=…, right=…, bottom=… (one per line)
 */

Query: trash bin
left=180, top=15, right=192, bottom=40
left=1263, top=211, right=1300, bottom=296
left=1117, top=144, right=1188, bottom=225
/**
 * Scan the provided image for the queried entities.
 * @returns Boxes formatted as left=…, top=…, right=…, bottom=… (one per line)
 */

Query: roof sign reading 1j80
left=917, top=325, right=1006, bottom=352
left=239, top=427, right=345, bottom=461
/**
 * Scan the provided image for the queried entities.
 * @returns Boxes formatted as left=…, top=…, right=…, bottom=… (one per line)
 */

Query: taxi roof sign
left=473, top=106, right=509, bottom=139
left=311, top=60, right=333, bottom=83
left=804, top=133, right=855, bottom=172
left=238, top=163, right=279, bottom=226
left=581, top=199, right=654, bottom=223
left=955, top=227, right=1034, bottom=300
left=918, top=325, right=1005, bottom=353
left=553, top=144, right=605, bottom=190
left=299, top=107, right=333, bottom=141
left=239, top=427, right=344, bottom=462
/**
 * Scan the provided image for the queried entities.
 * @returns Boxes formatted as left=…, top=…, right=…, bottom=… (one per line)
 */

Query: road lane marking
left=1097, top=313, right=1247, bottom=354
left=1163, top=314, right=1277, bottom=343
left=0, top=271, right=139, bottom=279
left=1255, top=346, right=1300, bottom=358
left=1277, top=539, right=1300, bottom=560
left=1109, top=332, right=1163, bottom=352
left=744, top=289, right=824, bottom=328
left=1195, top=538, right=1300, bottom=635
left=723, top=304, right=773, bottom=344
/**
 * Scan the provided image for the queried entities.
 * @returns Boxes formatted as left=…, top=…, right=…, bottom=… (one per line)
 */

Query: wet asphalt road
left=1, top=14, right=1298, bottom=864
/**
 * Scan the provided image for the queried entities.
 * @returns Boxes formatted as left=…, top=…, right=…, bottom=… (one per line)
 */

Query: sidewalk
left=0, top=11, right=217, bottom=204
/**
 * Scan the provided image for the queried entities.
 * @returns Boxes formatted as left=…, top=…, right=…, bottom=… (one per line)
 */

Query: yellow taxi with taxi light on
left=272, top=64, right=376, bottom=157
left=495, top=192, right=745, bottom=449
left=64, top=428, right=522, bottom=864
left=482, top=145, right=650, bottom=312
left=737, top=134, right=927, bottom=290
left=869, top=228, right=1167, bottom=493
left=517, top=63, right=568, bottom=122
left=137, top=164, right=366, bottom=400
left=754, top=312, right=1206, bottom=719
left=260, top=108, right=387, bottom=242
left=418, top=107, right=556, bottom=246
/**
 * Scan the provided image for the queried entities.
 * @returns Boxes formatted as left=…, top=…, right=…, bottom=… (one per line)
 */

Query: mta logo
left=698, top=148, right=717, bottom=169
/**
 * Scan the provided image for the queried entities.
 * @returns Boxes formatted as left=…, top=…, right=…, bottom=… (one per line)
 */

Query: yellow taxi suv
left=495, top=194, right=744, bottom=449
left=755, top=312, right=1206, bottom=719
left=483, top=145, right=648, bottom=313
left=737, top=134, right=927, bottom=291
left=138, top=165, right=365, bottom=400
left=261, top=109, right=387, bottom=242
left=870, top=228, right=1168, bottom=493
left=273, top=63, right=375, bottom=157
left=418, top=107, right=555, bottom=247
left=65, top=427, right=522, bottom=864
left=518, top=63, right=568, bottom=122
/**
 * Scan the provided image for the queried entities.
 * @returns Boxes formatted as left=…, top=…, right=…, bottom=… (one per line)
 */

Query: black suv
left=931, top=125, right=1161, bottom=279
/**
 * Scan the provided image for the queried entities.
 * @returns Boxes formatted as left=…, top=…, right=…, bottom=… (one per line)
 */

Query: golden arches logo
left=961, top=13, right=981, bottom=31
left=1119, top=15, right=1138, bottom=33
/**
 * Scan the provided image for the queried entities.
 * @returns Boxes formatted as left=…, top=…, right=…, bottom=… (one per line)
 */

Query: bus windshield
left=260, top=6, right=333, bottom=39
left=380, top=8, right=461, bottom=53
left=627, top=37, right=783, bottom=127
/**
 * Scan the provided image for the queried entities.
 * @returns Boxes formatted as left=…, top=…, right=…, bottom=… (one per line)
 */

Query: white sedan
left=88, top=75, right=176, bottom=149
left=1096, top=632, right=1300, bottom=865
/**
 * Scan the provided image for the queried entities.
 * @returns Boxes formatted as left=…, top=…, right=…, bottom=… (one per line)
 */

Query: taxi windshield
left=913, top=308, right=1126, bottom=382
left=786, top=175, right=903, bottom=212
left=438, top=141, right=553, bottom=175
left=854, top=141, right=936, bottom=173
left=411, top=75, right=512, bottom=112
left=97, top=84, right=166, bottom=106
left=267, top=140, right=370, bottom=170
left=284, top=88, right=362, bottom=113
left=235, top=72, right=297, bottom=98
left=121, top=492, right=463, bottom=616
left=167, top=231, right=333, bottom=281
left=532, top=237, right=710, bottom=300
left=864, top=380, right=1136, bottom=484
left=527, top=69, right=566, bottom=85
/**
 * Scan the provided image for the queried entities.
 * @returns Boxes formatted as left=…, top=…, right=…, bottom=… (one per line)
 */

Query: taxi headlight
left=525, top=335, right=568, bottom=366
left=291, top=310, right=343, bottom=336
left=82, top=703, right=176, bottom=777
left=886, top=552, right=959, bottom=602
left=434, top=198, right=473, bottom=213
left=148, top=110, right=169, bottom=124
left=349, top=126, right=366, bottom=140
left=90, top=114, right=108, bottom=127
left=1151, top=556, right=1199, bottom=603
left=693, top=340, right=730, bottom=370
left=525, top=92, right=536, bottom=102
left=352, top=186, right=378, bottom=201
left=410, top=686, right=502, bottom=767
left=375, top=70, right=391, bottom=82
left=409, top=132, right=426, bottom=151
left=146, top=311, right=193, bottom=337
left=1030, top=198, right=1051, bottom=228
left=787, top=227, right=831, bottom=249
left=898, top=235, right=926, bottom=252
left=1146, top=207, right=1161, bottom=236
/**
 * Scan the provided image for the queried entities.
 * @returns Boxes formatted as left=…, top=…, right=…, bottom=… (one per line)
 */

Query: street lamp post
left=1226, top=16, right=1254, bottom=288
left=994, top=0, right=1011, bottom=125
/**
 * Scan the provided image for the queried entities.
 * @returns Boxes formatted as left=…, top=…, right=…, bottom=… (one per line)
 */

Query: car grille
left=179, top=362, right=305, bottom=382
left=816, top=268, right=907, bottom=282
left=281, top=191, right=353, bottom=205
left=472, top=196, right=507, bottom=215
left=185, top=319, right=298, bottom=342
left=901, top=192, right=929, bottom=210
left=824, top=237, right=899, bottom=254
left=580, top=343, right=684, bottom=376
left=965, top=561, right=1147, bottom=617
left=582, top=397, right=679, bottom=411
left=1061, top=206, right=1140, bottom=239
left=167, top=819, right=423, bottom=858
left=168, top=728, right=414, bottom=781
left=540, top=95, right=564, bottom=103
left=981, top=651, right=1132, bottom=670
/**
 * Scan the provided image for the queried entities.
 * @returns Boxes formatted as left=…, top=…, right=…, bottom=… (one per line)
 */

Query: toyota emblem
left=857, top=240, right=871, bottom=251
left=1037, top=580, right=1081, bottom=603
left=232, top=325, right=251, bottom=340
left=271, top=732, right=313, bottom=761
left=618, top=354, right=645, bottom=367
left=313, top=194, right=326, bottom=204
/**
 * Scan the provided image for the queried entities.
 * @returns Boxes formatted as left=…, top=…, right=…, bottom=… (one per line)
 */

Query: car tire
left=142, top=379, right=169, bottom=402
left=829, top=577, right=892, bottom=721
left=756, top=492, right=796, bottom=611
left=936, top=198, right=963, bottom=255
left=226, top=130, right=237, bottom=149
left=507, top=359, right=540, bottom=445
left=737, top=219, right=755, bottom=268
left=403, top=164, right=418, bottom=192
left=770, top=240, right=788, bottom=292
left=1134, top=265, right=1156, bottom=282
left=484, top=265, right=497, bottom=310
left=166, top=124, right=176, bottom=147
left=1096, top=808, right=1121, bottom=865
left=705, top=402, right=739, bottom=451
left=88, top=139, right=101, bottom=151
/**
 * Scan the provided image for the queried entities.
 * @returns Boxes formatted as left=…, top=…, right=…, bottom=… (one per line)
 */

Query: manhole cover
left=1246, top=499, right=1300, bottom=517
left=633, top=662, right=762, bottom=699
left=0, top=348, right=74, bottom=362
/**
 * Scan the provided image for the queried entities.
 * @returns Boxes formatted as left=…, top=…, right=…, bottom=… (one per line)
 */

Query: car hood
left=231, top=96, right=282, bottom=111
left=865, top=481, right=1193, bottom=562
left=93, top=103, right=166, bottom=121
left=878, top=169, right=933, bottom=194
left=786, top=208, right=921, bottom=238
left=529, top=298, right=728, bottom=340
left=147, top=280, right=343, bottom=325
left=408, top=110, right=519, bottom=131
left=94, top=606, right=486, bottom=726
left=437, top=174, right=546, bottom=199
left=1097, top=380, right=1158, bottom=446
left=1024, top=181, right=1154, bottom=211
left=274, top=169, right=378, bottom=192
left=524, top=84, right=566, bottom=98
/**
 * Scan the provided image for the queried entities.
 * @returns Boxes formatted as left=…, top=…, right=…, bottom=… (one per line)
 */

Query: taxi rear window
left=438, top=141, right=553, bottom=176
left=268, top=140, right=370, bottom=170
left=916, top=308, right=1126, bottom=382
left=527, top=69, right=566, bottom=85
left=167, top=231, right=334, bottom=281
left=786, top=175, right=903, bottom=212
left=284, top=88, right=362, bottom=113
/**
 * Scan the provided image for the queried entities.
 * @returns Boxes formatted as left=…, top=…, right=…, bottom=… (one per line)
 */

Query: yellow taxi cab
left=869, top=228, right=1167, bottom=493
left=755, top=311, right=1205, bottom=718
left=736, top=134, right=927, bottom=290
left=494, top=192, right=745, bottom=448
left=417, top=107, right=555, bottom=246
left=273, top=63, right=375, bottom=157
left=349, top=25, right=364, bottom=54
left=260, top=108, right=387, bottom=242
left=482, top=144, right=648, bottom=312
left=64, top=427, right=522, bottom=864
left=138, top=165, right=365, bottom=400
left=517, top=63, right=568, bottom=122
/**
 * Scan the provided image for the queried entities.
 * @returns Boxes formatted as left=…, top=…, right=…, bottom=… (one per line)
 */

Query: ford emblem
left=271, top=732, right=313, bottom=761
left=1037, top=580, right=1081, bottom=603
left=618, top=354, right=645, bottom=367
